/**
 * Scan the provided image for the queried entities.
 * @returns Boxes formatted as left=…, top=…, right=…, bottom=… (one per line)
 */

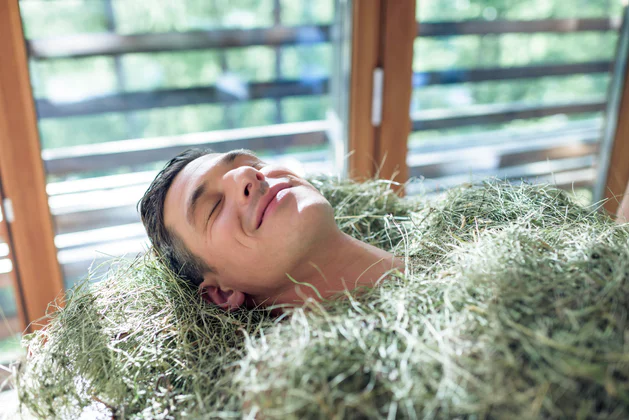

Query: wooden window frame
left=348, top=0, right=415, bottom=188
left=0, top=0, right=64, bottom=332
left=599, top=6, right=629, bottom=216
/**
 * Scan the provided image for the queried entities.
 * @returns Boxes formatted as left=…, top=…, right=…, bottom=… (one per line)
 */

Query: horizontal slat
left=418, top=18, right=621, bottom=37
left=406, top=167, right=596, bottom=196
left=409, top=122, right=600, bottom=179
left=47, top=170, right=157, bottom=196
left=28, top=25, right=331, bottom=59
left=55, top=223, right=146, bottom=250
left=406, top=121, right=600, bottom=194
left=412, top=154, right=596, bottom=183
left=36, top=78, right=329, bottom=118
left=26, top=19, right=619, bottom=60
left=410, top=118, right=601, bottom=151
left=0, top=242, right=8, bottom=258
left=50, top=184, right=149, bottom=214
left=412, top=99, right=605, bottom=131
left=43, top=120, right=328, bottom=177
left=54, top=204, right=140, bottom=236
left=0, top=258, right=13, bottom=274
left=414, top=61, right=612, bottom=87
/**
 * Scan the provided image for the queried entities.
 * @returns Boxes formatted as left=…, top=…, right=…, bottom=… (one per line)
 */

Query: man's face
left=163, top=150, right=336, bottom=309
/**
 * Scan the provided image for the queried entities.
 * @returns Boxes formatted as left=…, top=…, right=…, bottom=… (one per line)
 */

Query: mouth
left=256, top=183, right=291, bottom=229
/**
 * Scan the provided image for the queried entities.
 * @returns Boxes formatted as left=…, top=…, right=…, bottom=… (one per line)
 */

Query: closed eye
left=206, top=197, right=222, bottom=229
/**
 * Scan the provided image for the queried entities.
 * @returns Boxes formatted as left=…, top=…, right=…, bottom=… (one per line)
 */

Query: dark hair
left=139, top=148, right=214, bottom=287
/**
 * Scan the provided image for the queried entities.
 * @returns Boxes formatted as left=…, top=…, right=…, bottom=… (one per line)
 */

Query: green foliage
left=19, top=0, right=108, bottom=38
left=281, top=0, right=334, bottom=25
left=282, top=96, right=329, bottom=123
left=225, top=46, right=276, bottom=82
left=282, top=45, right=331, bottom=79
left=418, top=0, right=625, bottom=21
left=411, top=74, right=610, bottom=114
left=413, top=32, right=618, bottom=72
left=131, top=104, right=226, bottom=138
left=231, top=99, right=278, bottom=128
left=111, top=0, right=275, bottom=33
left=122, top=51, right=222, bottom=91
left=30, top=57, right=118, bottom=100
left=0, top=335, right=23, bottom=365
left=408, top=112, right=603, bottom=146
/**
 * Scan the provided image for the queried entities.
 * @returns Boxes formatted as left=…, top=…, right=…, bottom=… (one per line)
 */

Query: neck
left=261, top=230, right=404, bottom=310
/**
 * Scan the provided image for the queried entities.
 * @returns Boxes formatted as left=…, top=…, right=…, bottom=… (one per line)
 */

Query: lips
left=256, top=183, right=291, bottom=229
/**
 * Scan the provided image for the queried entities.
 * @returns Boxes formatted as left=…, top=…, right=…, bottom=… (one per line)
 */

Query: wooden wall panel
left=603, top=51, right=629, bottom=215
left=348, top=0, right=415, bottom=185
left=377, top=0, right=415, bottom=187
left=348, top=0, right=382, bottom=180
left=0, top=0, right=64, bottom=329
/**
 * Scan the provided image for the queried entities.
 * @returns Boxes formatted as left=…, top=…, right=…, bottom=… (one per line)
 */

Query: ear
left=199, top=282, right=245, bottom=312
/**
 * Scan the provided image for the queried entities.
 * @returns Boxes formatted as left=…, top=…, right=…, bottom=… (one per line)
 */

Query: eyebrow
left=185, top=150, right=257, bottom=228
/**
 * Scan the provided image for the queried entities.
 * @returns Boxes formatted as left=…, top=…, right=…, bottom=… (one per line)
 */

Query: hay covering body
left=15, top=179, right=629, bottom=419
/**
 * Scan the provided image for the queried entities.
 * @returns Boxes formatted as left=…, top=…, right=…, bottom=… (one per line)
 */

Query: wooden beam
left=415, top=61, right=611, bottom=86
left=28, top=25, right=331, bottom=59
left=347, top=0, right=382, bottom=180
left=43, top=121, right=328, bottom=176
left=36, top=78, right=329, bottom=118
left=376, top=0, right=415, bottom=186
left=603, top=73, right=629, bottom=214
left=0, top=1, right=64, bottom=329
left=412, top=99, right=605, bottom=131
left=418, top=18, right=619, bottom=37
left=603, top=8, right=629, bottom=215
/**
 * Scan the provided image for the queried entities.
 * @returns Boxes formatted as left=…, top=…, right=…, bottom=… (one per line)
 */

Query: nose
left=230, top=166, right=267, bottom=204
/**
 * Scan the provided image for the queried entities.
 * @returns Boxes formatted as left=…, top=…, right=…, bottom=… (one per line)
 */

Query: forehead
left=177, top=153, right=222, bottom=185
left=173, top=150, right=259, bottom=190
left=164, top=153, right=221, bottom=226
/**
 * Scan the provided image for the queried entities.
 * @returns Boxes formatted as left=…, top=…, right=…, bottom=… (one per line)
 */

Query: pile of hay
left=13, top=179, right=629, bottom=419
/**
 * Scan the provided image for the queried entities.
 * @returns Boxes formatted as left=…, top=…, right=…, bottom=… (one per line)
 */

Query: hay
left=13, top=179, right=629, bottom=419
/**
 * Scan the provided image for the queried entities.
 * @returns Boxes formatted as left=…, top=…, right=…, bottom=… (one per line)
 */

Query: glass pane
left=0, top=184, right=23, bottom=374
left=19, top=0, right=349, bottom=288
left=408, top=0, right=625, bottom=200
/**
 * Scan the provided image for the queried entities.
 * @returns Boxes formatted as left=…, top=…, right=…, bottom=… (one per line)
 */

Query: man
left=139, top=148, right=404, bottom=312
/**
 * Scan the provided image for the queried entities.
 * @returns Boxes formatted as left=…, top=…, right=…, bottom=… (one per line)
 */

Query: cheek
left=212, top=210, right=254, bottom=256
